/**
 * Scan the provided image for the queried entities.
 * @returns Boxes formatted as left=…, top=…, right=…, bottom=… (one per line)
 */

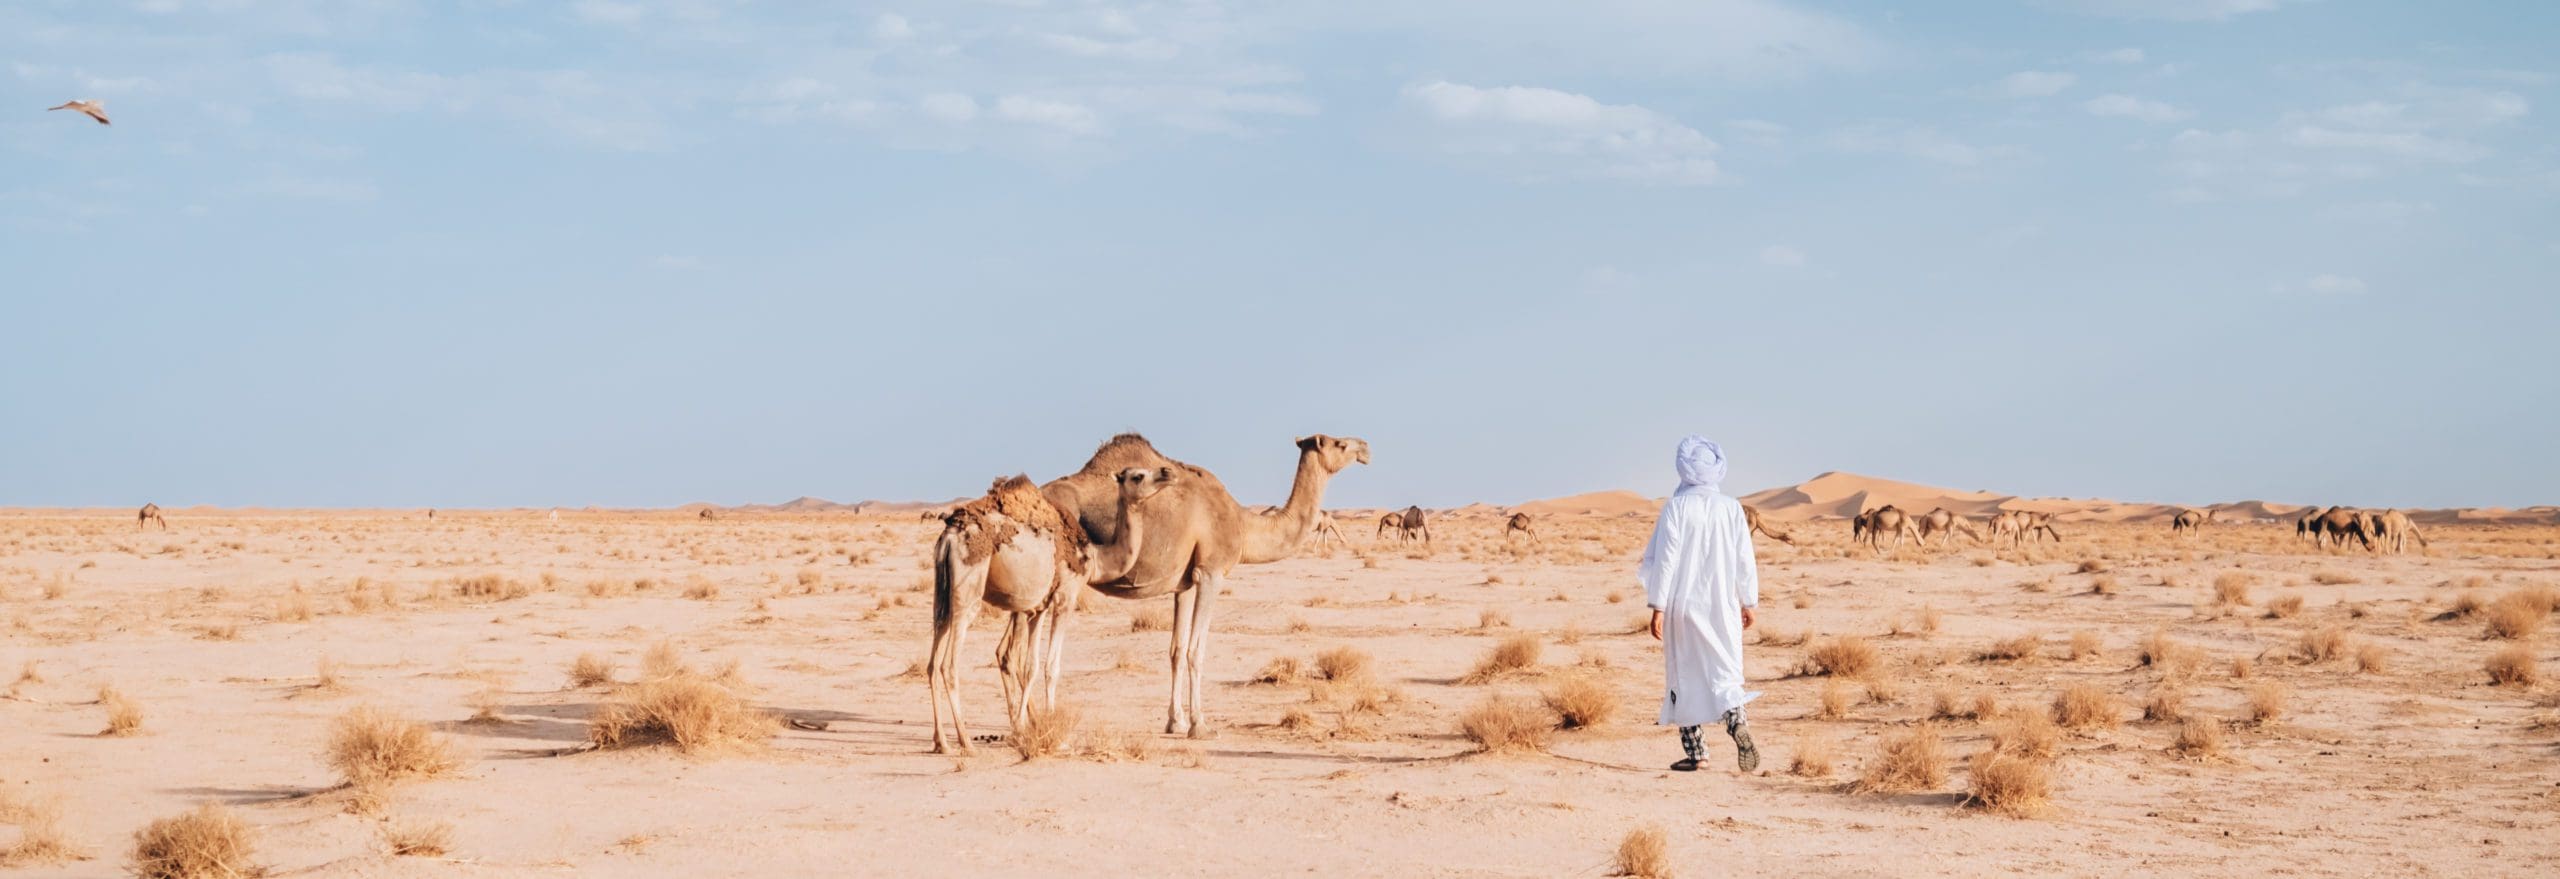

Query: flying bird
left=48, top=100, right=110, bottom=125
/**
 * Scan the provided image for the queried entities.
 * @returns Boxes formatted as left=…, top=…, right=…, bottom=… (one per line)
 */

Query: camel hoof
left=1185, top=724, right=1219, bottom=741
left=787, top=718, right=828, bottom=732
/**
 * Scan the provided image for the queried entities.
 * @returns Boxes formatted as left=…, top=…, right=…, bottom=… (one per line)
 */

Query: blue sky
left=3, top=1, right=2554, bottom=511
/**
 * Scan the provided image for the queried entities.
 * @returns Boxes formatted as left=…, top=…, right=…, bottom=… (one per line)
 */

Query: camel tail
left=931, top=527, right=965, bottom=635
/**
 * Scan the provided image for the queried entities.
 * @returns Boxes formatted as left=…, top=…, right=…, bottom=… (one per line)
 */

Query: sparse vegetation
left=569, top=653, right=617, bottom=688
left=1542, top=676, right=1619, bottom=730
left=2485, top=645, right=2539, bottom=687
left=1462, top=633, right=1545, bottom=684
left=130, top=803, right=255, bottom=879
left=1788, top=731, right=1839, bottom=777
left=2052, top=684, right=2121, bottom=730
left=1965, top=749, right=2053, bottom=818
left=1457, top=693, right=1553, bottom=753
left=1614, top=825, right=1671, bottom=878
left=590, top=673, right=777, bottom=753
left=101, top=685, right=143, bottom=737
left=1802, top=635, right=1881, bottom=678
left=1853, top=724, right=1948, bottom=794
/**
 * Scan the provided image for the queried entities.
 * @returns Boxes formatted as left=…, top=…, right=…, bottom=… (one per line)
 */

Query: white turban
left=1674, top=435, right=1725, bottom=496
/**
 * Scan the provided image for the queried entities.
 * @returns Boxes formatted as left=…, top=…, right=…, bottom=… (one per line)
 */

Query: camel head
left=1294, top=434, right=1371, bottom=473
left=1114, top=466, right=1178, bottom=507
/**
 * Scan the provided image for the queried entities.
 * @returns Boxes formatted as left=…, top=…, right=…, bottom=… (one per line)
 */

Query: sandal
left=1669, top=757, right=1700, bottom=772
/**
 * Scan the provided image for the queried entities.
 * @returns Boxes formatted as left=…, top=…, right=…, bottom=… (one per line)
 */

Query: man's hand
left=1740, top=606, right=1756, bottom=630
left=1648, top=610, right=1664, bottom=641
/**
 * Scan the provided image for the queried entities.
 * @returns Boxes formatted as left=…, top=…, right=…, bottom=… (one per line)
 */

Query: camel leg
left=1040, top=597, right=1073, bottom=711
left=1181, top=568, right=1222, bottom=739
left=995, top=612, right=1032, bottom=733
left=1164, top=589, right=1198, bottom=735
left=928, top=537, right=987, bottom=755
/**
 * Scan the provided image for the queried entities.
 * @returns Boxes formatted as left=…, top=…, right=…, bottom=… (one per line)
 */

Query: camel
left=2170, top=508, right=2215, bottom=535
left=1854, top=505, right=1917, bottom=554
left=2372, top=509, right=2428, bottom=555
left=1743, top=505, right=1794, bottom=545
left=48, top=100, right=110, bottom=125
left=1984, top=510, right=2061, bottom=546
left=1503, top=512, right=1537, bottom=546
left=1377, top=505, right=1429, bottom=544
left=1914, top=507, right=1981, bottom=547
left=697, top=508, right=717, bottom=521
left=2311, top=506, right=2371, bottom=551
left=927, top=465, right=1175, bottom=754
left=2021, top=512, right=2064, bottom=544
left=137, top=503, right=165, bottom=531
left=1308, top=515, right=1348, bottom=549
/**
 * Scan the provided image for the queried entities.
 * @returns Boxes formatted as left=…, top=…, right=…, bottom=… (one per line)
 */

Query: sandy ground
left=2, top=510, right=2556, bottom=877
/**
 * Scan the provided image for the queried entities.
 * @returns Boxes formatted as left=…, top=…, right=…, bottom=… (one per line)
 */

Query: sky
left=3, top=0, right=2555, bottom=512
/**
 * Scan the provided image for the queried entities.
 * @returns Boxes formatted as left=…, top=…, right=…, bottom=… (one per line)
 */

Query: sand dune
left=1511, top=490, right=1658, bottom=518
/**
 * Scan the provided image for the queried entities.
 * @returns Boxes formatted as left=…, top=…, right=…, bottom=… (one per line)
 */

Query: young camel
left=137, top=503, right=166, bottom=531
left=927, top=466, right=1176, bottom=754
left=1056, top=434, right=1369, bottom=737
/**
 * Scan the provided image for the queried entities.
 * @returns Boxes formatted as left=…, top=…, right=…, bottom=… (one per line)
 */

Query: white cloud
left=2084, top=94, right=2191, bottom=123
left=1759, top=245, right=1806, bottom=267
left=1994, top=71, right=2076, bottom=98
left=1824, top=125, right=2011, bottom=167
left=2036, top=0, right=2300, bottom=21
left=2302, top=274, right=2366, bottom=295
left=871, top=13, right=912, bottom=42
left=1399, top=81, right=1719, bottom=185
left=919, top=93, right=979, bottom=124
left=995, top=95, right=1103, bottom=136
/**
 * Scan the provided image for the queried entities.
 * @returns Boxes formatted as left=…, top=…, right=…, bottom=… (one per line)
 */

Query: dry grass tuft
left=1128, top=606, right=1172, bottom=632
left=1477, top=607, right=1511, bottom=629
left=2212, top=572, right=2253, bottom=607
left=590, top=674, right=777, bottom=754
left=2310, top=569, right=2357, bottom=586
left=0, top=794, right=82, bottom=866
left=1853, top=724, right=1948, bottom=794
left=1542, top=676, right=1619, bottom=730
left=382, top=820, right=451, bottom=857
left=2052, top=684, right=2121, bottom=730
left=1789, top=731, right=1840, bottom=777
left=1965, top=750, right=2053, bottom=818
left=328, top=707, right=458, bottom=790
left=2173, top=717, right=2226, bottom=761
left=101, top=685, right=144, bottom=737
left=1009, top=702, right=1080, bottom=761
left=2485, top=645, right=2539, bottom=687
left=2266, top=593, right=2304, bottom=619
left=1614, top=825, right=1671, bottom=878
left=1802, top=636, right=1881, bottom=678
left=2298, top=625, right=2348, bottom=663
left=1313, top=647, right=1374, bottom=684
left=2484, top=597, right=2545, bottom=640
left=2245, top=682, right=2288, bottom=725
left=1253, top=656, right=1306, bottom=685
left=1978, top=634, right=2041, bottom=664
left=2087, top=574, right=2117, bottom=596
left=452, top=574, right=527, bottom=602
left=130, top=803, right=255, bottom=879
left=2448, top=591, right=2486, bottom=618
left=568, top=653, right=616, bottom=688
left=1457, top=693, right=1553, bottom=754
left=1462, top=634, right=1546, bottom=684
left=2067, top=631, right=2103, bottom=661
left=641, top=640, right=686, bottom=680
left=1814, top=678, right=1853, bottom=720
left=2355, top=642, right=2388, bottom=675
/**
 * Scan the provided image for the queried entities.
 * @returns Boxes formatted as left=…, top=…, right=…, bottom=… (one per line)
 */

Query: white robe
left=1639, top=488, right=1760, bottom=727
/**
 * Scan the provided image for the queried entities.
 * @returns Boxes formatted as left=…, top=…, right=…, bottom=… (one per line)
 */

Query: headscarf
left=1673, top=435, right=1725, bottom=497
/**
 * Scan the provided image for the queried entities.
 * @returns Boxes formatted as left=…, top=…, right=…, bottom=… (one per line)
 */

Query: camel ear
left=1295, top=435, right=1320, bottom=451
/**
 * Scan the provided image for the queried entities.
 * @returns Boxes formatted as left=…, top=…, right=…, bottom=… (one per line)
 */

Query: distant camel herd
left=2296, top=505, right=2427, bottom=555
left=1851, top=504, right=2061, bottom=553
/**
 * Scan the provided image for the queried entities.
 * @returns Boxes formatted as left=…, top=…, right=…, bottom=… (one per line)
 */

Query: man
left=1641, top=435, right=1761, bottom=772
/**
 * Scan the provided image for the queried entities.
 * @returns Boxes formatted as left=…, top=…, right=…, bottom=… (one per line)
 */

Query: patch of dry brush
left=130, top=804, right=255, bottom=879
left=1853, top=724, right=1947, bottom=794
left=590, top=673, right=777, bottom=754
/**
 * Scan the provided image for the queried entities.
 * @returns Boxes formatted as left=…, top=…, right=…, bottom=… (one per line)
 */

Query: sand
left=2, top=509, right=2557, bottom=877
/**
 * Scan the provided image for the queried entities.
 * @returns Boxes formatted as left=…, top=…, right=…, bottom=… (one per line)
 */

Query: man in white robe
left=1640, top=435, right=1761, bottom=772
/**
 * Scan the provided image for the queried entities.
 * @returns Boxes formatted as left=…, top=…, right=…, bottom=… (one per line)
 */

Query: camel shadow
left=162, top=784, right=327, bottom=806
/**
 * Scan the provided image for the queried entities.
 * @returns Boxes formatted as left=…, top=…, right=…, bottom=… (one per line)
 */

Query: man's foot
left=1731, top=725, right=1760, bottom=772
left=1669, top=757, right=1700, bottom=772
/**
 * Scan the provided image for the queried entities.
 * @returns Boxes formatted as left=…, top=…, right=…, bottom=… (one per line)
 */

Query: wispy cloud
left=1825, top=124, right=2015, bottom=167
left=1991, top=70, right=2077, bottom=98
left=2036, top=0, right=2304, bottom=22
left=2084, top=94, right=2191, bottom=122
left=1398, top=81, right=1719, bottom=185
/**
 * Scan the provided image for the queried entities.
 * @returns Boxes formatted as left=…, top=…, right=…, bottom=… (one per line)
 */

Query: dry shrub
left=2076, top=558, right=2108, bottom=574
left=2485, top=645, right=2539, bottom=687
left=1802, top=636, right=1880, bottom=678
left=1477, top=608, right=1511, bottom=629
left=2299, top=626, right=2348, bottom=663
left=2212, top=572, right=2253, bottom=607
left=2228, top=657, right=2252, bottom=680
left=1853, top=724, right=1948, bottom=794
left=130, top=803, right=255, bottom=879
left=1965, top=750, right=2053, bottom=818
left=383, top=820, right=451, bottom=857
left=1978, top=634, right=2041, bottom=664
left=2052, top=684, right=2121, bottom=730
left=2088, top=574, right=2118, bottom=596
left=2141, top=686, right=2188, bottom=723
left=1458, top=693, right=1553, bottom=753
left=1286, top=616, right=1312, bottom=634
left=453, top=574, right=526, bottom=602
left=1075, top=727, right=1155, bottom=762
left=1128, top=606, right=1172, bottom=632
left=1917, top=605, right=1943, bottom=637
left=1543, top=676, right=1619, bottom=730
left=2484, top=598, right=2545, bottom=640
left=2173, top=717, right=2226, bottom=760
left=2354, top=643, right=2388, bottom=675
left=101, top=685, right=144, bottom=737
left=1275, top=708, right=1317, bottom=734
left=2245, top=682, right=2288, bottom=725
left=568, top=653, right=616, bottom=688
left=328, top=707, right=458, bottom=789
left=2310, top=569, right=2356, bottom=586
left=1789, top=731, right=1840, bottom=778
left=2505, top=585, right=2559, bottom=615
left=0, top=794, right=81, bottom=866
left=1813, top=678, right=1853, bottom=720
left=590, top=675, right=776, bottom=753
left=1615, top=825, right=1671, bottom=879
left=273, top=592, right=313, bottom=622
left=2266, top=593, right=2304, bottom=619
left=1313, top=647, right=1374, bottom=684
left=2135, top=628, right=2199, bottom=677
left=641, top=641, right=686, bottom=680
left=1009, top=702, right=1080, bottom=761
left=2448, top=591, right=2486, bottom=617
left=1253, top=656, right=1306, bottom=685
left=1757, top=627, right=1808, bottom=647
left=1462, top=634, right=1545, bottom=684
left=682, top=579, right=721, bottom=601
left=1990, top=711, right=2061, bottom=761
left=2067, top=631, right=2102, bottom=661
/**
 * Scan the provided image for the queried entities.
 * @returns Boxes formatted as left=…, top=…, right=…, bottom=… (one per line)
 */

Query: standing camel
left=2171, top=508, right=2214, bottom=536
left=1503, top=512, right=1537, bottom=546
left=1915, top=507, right=1981, bottom=547
left=1377, top=506, right=1429, bottom=545
left=1854, top=505, right=1917, bottom=554
left=1743, top=505, right=1795, bottom=545
left=927, top=466, right=1174, bottom=754
left=2372, top=509, right=2427, bottom=555
left=1308, top=515, right=1348, bottom=550
left=2312, top=506, right=2371, bottom=551
left=2022, top=512, right=2064, bottom=544
left=137, top=503, right=166, bottom=531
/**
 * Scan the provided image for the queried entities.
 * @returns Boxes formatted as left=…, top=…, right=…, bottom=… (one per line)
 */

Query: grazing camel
left=1743, top=505, right=1795, bottom=545
left=137, top=503, right=166, bottom=531
left=48, top=100, right=110, bottom=125
left=2021, top=512, right=2064, bottom=544
left=2312, top=506, right=2371, bottom=551
left=2372, top=509, right=2428, bottom=555
left=1914, top=507, right=1981, bottom=547
left=1377, top=506, right=1429, bottom=545
left=1854, top=505, right=1918, bottom=554
left=1503, top=512, right=1537, bottom=546
left=697, top=508, right=716, bottom=520
left=927, top=466, right=1175, bottom=754
left=2170, top=508, right=2215, bottom=535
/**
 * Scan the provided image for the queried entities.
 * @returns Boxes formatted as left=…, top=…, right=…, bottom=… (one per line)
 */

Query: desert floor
left=2, top=511, right=2557, bottom=877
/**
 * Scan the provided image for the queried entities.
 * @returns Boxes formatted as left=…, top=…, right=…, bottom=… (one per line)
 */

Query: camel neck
left=1240, top=452, right=1329, bottom=564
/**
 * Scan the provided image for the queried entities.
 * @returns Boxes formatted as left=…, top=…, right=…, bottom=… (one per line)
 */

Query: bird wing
left=81, top=104, right=110, bottom=125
